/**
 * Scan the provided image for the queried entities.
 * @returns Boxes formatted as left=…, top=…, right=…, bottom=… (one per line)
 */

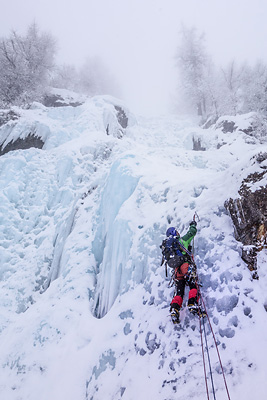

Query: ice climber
left=161, top=220, right=199, bottom=324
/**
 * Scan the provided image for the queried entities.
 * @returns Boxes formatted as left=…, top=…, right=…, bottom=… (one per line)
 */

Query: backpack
left=160, top=237, right=186, bottom=268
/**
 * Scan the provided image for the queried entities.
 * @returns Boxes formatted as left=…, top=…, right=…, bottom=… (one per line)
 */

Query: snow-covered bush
left=0, top=23, right=56, bottom=107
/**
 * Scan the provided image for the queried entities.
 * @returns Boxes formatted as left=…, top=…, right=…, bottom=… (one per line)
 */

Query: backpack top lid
left=166, top=227, right=179, bottom=237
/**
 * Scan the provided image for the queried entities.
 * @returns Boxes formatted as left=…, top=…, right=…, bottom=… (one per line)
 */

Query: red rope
left=190, top=214, right=230, bottom=399
left=198, top=288, right=231, bottom=400
left=199, top=311, right=210, bottom=400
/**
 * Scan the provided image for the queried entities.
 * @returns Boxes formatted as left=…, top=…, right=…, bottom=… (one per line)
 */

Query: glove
left=190, top=220, right=197, bottom=227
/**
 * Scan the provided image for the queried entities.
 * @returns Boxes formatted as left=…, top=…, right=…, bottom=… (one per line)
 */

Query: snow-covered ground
left=0, top=96, right=267, bottom=400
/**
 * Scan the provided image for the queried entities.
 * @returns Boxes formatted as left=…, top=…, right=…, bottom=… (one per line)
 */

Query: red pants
left=171, top=279, right=198, bottom=309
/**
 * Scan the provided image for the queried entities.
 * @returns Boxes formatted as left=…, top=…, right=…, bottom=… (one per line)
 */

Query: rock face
left=217, top=119, right=237, bottom=133
left=0, top=93, right=133, bottom=156
left=192, top=136, right=206, bottom=151
left=105, top=105, right=129, bottom=138
left=41, top=93, right=83, bottom=108
left=0, top=109, right=45, bottom=156
left=0, top=134, right=44, bottom=156
left=225, top=154, right=267, bottom=279
left=214, top=114, right=255, bottom=135
left=114, top=105, right=128, bottom=129
left=0, top=110, right=19, bottom=127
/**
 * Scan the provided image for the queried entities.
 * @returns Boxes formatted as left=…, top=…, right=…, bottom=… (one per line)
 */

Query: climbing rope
left=198, top=289, right=231, bottom=400
left=162, top=212, right=231, bottom=399
left=192, top=212, right=231, bottom=400
left=199, top=315, right=210, bottom=400
left=200, top=299, right=217, bottom=400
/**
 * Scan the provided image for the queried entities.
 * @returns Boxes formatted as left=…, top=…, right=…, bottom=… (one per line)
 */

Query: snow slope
left=0, top=97, right=267, bottom=400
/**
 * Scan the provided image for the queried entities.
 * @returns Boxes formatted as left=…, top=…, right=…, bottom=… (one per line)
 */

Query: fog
left=1, top=0, right=267, bottom=115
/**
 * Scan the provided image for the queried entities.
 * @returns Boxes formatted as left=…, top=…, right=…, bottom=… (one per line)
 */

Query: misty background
left=1, top=0, right=267, bottom=115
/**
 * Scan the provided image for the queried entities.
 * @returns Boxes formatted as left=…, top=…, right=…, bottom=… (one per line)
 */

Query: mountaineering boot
left=197, top=308, right=207, bottom=318
left=188, top=304, right=199, bottom=315
left=170, top=308, right=180, bottom=324
left=170, top=305, right=180, bottom=324
left=188, top=297, right=199, bottom=316
left=188, top=297, right=206, bottom=317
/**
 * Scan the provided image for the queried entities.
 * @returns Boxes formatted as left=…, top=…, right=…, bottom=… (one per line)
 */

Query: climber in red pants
left=161, top=221, right=199, bottom=324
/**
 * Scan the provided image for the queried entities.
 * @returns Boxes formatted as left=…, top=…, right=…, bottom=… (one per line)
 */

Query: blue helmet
left=166, top=227, right=178, bottom=237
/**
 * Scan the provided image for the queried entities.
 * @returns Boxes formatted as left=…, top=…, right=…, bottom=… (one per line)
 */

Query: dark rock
left=41, top=93, right=83, bottom=108
left=192, top=136, right=206, bottom=151
left=105, top=105, right=129, bottom=139
left=0, top=110, right=20, bottom=127
left=0, top=133, right=44, bottom=156
left=114, top=105, right=128, bottom=129
left=217, top=120, right=236, bottom=133
left=225, top=164, right=267, bottom=278
left=241, top=247, right=258, bottom=277
left=256, top=152, right=267, bottom=166
left=215, top=114, right=259, bottom=136
left=240, top=125, right=254, bottom=135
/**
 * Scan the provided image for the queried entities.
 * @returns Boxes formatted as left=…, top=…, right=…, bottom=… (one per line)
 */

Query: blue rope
left=202, top=315, right=217, bottom=400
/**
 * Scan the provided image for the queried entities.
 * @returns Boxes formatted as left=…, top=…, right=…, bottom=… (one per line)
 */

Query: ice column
left=92, top=156, right=139, bottom=317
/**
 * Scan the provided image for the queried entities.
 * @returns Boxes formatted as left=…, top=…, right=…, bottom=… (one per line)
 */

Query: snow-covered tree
left=77, top=57, right=119, bottom=97
left=214, top=60, right=267, bottom=116
left=51, top=57, right=120, bottom=98
left=217, top=60, right=247, bottom=115
left=0, top=22, right=56, bottom=107
left=176, top=26, right=210, bottom=118
left=50, top=64, right=79, bottom=92
left=243, top=61, right=267, bottom=114
left=175, top=26, right=267, bottom=121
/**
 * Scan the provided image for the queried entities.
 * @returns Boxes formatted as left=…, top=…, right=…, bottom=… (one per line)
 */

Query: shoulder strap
left=178, top=238, right=193, bottom=258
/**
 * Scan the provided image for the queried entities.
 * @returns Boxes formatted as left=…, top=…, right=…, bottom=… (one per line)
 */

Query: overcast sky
left=1, top=0, right=267, bottom=115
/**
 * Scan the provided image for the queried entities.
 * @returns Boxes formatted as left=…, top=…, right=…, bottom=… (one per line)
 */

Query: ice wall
left=92, top=156, right=139, bottom=317
left=0, top=95, right=135, bottom=321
